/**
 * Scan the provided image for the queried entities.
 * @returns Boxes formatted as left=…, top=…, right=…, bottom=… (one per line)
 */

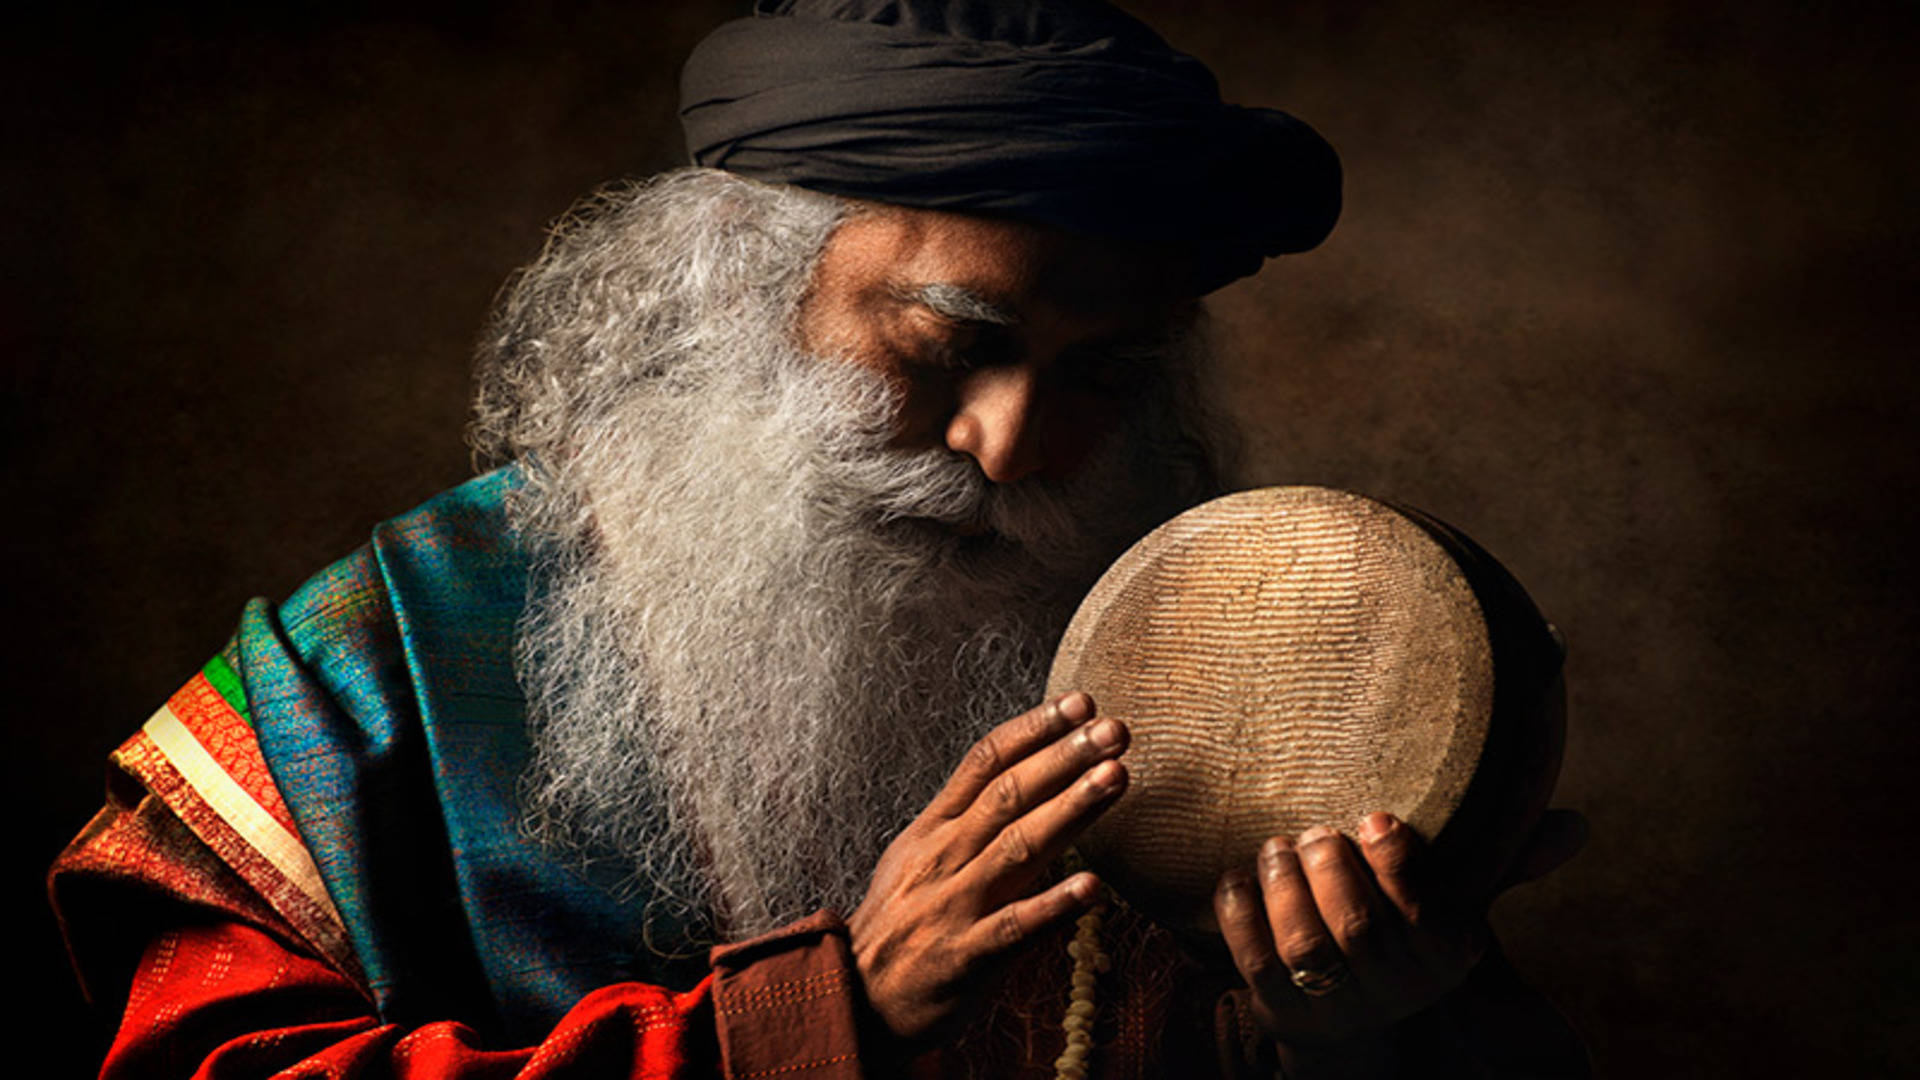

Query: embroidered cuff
left=709, top=911, right=865, bottom=1079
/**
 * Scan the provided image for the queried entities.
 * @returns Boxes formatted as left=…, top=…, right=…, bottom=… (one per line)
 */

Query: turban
left=680, top=0, right=1341, bottom=294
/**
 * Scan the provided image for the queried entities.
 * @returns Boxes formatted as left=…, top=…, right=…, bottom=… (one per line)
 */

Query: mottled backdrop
left=7, top=1, right=1914, bottom=1075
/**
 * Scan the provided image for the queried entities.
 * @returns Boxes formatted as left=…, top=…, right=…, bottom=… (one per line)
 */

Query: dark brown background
left=8, top=1, right=1915, bottom=1075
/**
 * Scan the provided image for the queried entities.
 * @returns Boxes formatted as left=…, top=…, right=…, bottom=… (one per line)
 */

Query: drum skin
left=1046, top=487, right=1564, bottom=933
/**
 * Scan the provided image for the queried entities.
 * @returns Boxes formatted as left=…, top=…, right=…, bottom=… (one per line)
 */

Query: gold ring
left=1288, top=961, right=1351, bottom=996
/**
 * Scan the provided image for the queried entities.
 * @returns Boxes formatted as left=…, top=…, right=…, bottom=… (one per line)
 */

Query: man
left=52, top=2, right=1588, bottom=1076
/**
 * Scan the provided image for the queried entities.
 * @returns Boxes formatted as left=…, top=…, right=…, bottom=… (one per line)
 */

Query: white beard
left=483, top=169, right=1219, bottom=944
left=517, top=349, right=1201, bottom=940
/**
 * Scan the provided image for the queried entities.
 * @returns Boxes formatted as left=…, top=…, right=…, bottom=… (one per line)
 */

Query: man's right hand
left=847, top=691, right=1128, bottom=1057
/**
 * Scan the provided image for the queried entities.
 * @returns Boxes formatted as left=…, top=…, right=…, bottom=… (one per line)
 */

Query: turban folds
left=680, top=0, right=1341, bottom=294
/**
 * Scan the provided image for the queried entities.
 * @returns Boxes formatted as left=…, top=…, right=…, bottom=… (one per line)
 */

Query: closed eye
left=1053, top=341, right=1165, bottom=398
left=903, top=326, right=1017, bottom=375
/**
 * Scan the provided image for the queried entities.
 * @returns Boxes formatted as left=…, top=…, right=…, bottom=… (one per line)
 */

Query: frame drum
left=1047, top=487, right=1564, bottom=932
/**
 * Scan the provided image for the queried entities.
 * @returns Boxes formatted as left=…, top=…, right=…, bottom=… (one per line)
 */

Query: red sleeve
left=101, top=919, right=714, bottom=1079
left=55, top=760, right=869, bottom=1079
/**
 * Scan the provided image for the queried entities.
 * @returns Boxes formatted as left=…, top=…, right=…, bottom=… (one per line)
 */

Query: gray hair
left=472, top=168, right=848, bottom=476
left=469, top=167, right=1228, bottom=945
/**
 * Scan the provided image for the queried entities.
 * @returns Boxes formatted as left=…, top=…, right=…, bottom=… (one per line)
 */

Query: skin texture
left=802, top=207, right=1587, bottom=1068
left=848, top=692, right=1125, bottom=1056
left=796, top=205, right=1195, bottom=484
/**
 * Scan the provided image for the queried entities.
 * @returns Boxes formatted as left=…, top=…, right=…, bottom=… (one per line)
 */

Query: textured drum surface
left=1047, top=487, right=1495, bottom=931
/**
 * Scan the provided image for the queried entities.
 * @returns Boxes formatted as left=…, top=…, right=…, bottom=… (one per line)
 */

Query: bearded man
left=51, top=2, right=1589, bottom=1077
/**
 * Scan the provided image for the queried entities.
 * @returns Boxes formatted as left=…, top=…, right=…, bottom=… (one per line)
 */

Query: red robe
left=52, top=710, right=1591, bottom=1078
left=50, top=692, right=1264, bottom=1079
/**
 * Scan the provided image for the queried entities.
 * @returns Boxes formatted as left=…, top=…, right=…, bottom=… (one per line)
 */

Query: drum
left=1047, top=487, right=1566, bottom=932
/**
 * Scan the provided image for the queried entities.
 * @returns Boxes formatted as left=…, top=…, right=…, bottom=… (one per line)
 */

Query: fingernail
left=1069, top=873, right=1098, bottom=903
left=1058, top=692, right=1093, bottom=724
left=1260, top=836, right=1292, bottom=862
left=1298, top=825, right=1340, bottom=848
left=1086, top=759, right=1125, bottom=793
left=1219, top=868, right=1254, bottom=899
left=1359, top=813, right=1395, bottom=844
left=1085, top=718, right=1123, bottom=751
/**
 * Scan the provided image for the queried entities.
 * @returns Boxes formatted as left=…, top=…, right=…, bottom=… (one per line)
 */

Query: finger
left=962, top=755, right=1127, bottom=901
left=925, top=692, right=1095, bottom=819
left=1355, top=813, right=1427, bottom=929
left=1358, top=813, right=1481, bottom=977
left=960, top=870, right=1101, bottom=965
left=953, top=709, right=1128, bottom=859
left=1297, top=825, right=1403, bottom=989
left=1214, top=866, right=1289, bottom=1001
left=1255, top=835, right=1348, bottom=991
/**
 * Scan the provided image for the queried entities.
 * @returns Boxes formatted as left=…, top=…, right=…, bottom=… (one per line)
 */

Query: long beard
left=515, top=341, right=1195, bottom=943
left=492, top=172, right=1219, bottom=947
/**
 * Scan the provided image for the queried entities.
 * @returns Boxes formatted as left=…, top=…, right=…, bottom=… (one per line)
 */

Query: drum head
left=1047, top=486, right=1545, bottom=932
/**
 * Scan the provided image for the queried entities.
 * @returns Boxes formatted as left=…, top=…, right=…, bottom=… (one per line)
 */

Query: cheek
left=797, top=306, right=933, bottom=444
left=1037, top=391, right=1123, bottom=475
left=888, top=369, right=959, bottom=448
left=814, top=347, right=947, bottom=450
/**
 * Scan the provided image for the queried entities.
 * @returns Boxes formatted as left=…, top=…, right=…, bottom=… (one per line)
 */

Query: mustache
left=836, top=442, right=1099, bottom=556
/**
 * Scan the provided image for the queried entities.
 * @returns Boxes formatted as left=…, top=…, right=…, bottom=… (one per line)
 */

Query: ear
left=1503, top=808, right=1589, bottom=887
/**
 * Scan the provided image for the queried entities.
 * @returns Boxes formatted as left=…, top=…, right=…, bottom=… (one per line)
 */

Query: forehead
left=823, top=205, right=1193, bottom=328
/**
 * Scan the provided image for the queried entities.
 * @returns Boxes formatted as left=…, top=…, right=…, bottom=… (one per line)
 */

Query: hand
left=1212, top=810, right=1587, bottom=1057
left=847, top=691, right=1128, bottom=1056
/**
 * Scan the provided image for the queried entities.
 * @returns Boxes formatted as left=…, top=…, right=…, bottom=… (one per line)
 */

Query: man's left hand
left=1211, top=810, right=1587, bottom=1052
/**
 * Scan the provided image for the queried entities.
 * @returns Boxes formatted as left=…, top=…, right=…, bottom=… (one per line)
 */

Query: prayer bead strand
left=1054, top=853, right=1109, bottom=1080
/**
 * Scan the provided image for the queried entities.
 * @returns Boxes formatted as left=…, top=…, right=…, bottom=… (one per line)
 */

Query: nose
left=945, top=364, right=1046, bottom=485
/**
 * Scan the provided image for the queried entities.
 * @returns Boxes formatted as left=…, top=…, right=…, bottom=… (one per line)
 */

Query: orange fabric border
left=113, top=727, right=361, bottom=982
left=163, top=671, right=301, bottom=836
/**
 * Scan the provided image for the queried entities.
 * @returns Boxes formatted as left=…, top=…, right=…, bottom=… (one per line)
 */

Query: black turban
left=680, top=0, right=1341, bottom=294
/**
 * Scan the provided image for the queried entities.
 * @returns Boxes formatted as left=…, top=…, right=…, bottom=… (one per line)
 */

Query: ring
left=1288, top=961, right=1351, bottom=996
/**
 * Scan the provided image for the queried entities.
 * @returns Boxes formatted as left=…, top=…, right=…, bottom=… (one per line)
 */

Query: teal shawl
left=235, top=470, right=706, bottom=1043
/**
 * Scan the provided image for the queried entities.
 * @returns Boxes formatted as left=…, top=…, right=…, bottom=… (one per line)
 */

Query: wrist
left=850, top=972, right=915, bottom=1071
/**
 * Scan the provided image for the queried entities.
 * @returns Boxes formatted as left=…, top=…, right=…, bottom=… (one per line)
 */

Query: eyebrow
left=894, top=282, right=1018, bottom=327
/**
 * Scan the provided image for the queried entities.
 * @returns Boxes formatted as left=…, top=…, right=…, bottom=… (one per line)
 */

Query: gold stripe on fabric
left=142, top=703, right=344, bottom=927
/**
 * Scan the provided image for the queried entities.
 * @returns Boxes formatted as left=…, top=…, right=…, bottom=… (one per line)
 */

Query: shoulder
left=231, top=469, right=543, bottom=1025
left=240, top=469, right=526, bottom=729
left=53, top=470, right=537, bottom=1021
left=277, top=468, right=524, bottom=662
